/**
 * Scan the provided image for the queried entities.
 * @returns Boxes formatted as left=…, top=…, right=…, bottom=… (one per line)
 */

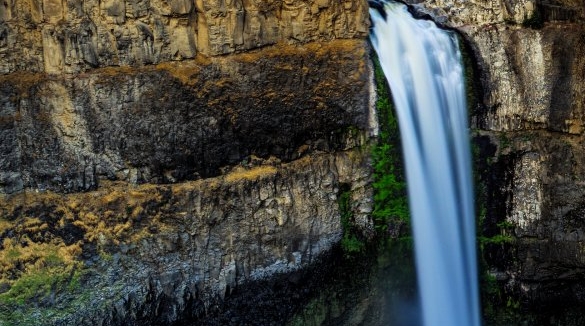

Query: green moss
left=99, top=249, right=113, bottom=262
left=479, top=219, right=515, bottom=247
left=0, top=240, right=85, bottom=317
left=499, top=133, right=511, bottom=150
left=338, top=186, right=365, bottom=255
left=5, top=248, right=20, bottom=260
left=67, top=268, right=84, bottom=291
left=0, top=267, right=72, bottom=305
left=337, top=98, right=409, bottom=253
left=457, top=34, right=481, bottom=118
left=341, top=234, right=365, bottom=254
left=479, top=234, right=514, bottom=246
left=0, top=269, right=91, bottom=326
left=370, top=55, right=409, bottom=234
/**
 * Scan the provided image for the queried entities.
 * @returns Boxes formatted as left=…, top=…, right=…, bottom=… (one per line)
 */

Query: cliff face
left=1, top=151, right=373, bottom=325
left=0, top=0, right=374, bottom=324
left=0, top=0, right=368, bottom=73
left=408, top=0, right=585, bottom=308
left=0, top=41, right=372, bottom=194
left=5, top=0, right=584, bottom=321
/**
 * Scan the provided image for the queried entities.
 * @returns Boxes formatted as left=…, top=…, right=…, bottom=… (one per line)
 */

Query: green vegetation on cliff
left=522, top=9, right=544, bottom=29
left=371, top=56, right=410, bottom=236
left=0, top=178, right=251, bottom=322
left=338, top=185, right=365, bottom=254
left=337, top=54, right=409, bottom=255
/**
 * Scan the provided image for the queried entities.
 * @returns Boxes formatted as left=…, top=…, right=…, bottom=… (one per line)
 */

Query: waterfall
left=369, top=2, right=481, bottom=326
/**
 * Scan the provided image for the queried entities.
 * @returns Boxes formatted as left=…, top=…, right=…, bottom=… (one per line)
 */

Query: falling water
left=369, top=2, right=481, bottom=326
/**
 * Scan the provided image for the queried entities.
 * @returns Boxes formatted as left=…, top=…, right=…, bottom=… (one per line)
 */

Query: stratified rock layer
left=0, top=6, right=375, bottom=320
left=0, top=150, right=373, bottom=325
left=0, top=0, right=369, bottom=73
left=0, top=40, right=373, bottom=194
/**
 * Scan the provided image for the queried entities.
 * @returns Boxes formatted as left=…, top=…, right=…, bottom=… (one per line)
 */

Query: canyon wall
left=0, top=41, right=373, bottom=195
left=408, top=0, right=585, bottom=309
left=0, top=0, right=374, bottom=324
left=1, top=150, right=374, bottom=325
left=4, top=0, right=585, bottom=321
left=0, top=0, right=368, bottom=73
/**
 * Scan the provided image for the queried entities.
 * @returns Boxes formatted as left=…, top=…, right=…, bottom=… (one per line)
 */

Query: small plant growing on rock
left=522, top=9, right=544, bottom=29
left=337, top=186, right=365, bottom=255
left=371, top=55, right=410, bottom=237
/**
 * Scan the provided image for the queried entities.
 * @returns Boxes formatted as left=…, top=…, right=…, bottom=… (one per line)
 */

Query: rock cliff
left=4, top=0, right=584, bottom=321
left=0, top=0, right=375, bottom=324
left=0, top=40, right=372, bottom=195
left=0, top=150, right=374, bottom=325
left=0, top=0, right=368, bottom=73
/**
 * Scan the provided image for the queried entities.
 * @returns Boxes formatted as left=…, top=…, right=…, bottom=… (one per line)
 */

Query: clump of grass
left=522, top=9, right=544, bottom=29
left=224, top=165, right=277, bottom=183
left=0, top=238, right=83, bottom=306
left=155, top=61, right=202, bottom=85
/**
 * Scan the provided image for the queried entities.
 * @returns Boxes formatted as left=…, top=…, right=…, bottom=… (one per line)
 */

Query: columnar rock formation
left=0, top=41, right=373, bottom=194
left=0, top=0, right=369, bottom=73
left=0, top=0, right=374, bottom=324
left=3, top=0, right=585, bottom=322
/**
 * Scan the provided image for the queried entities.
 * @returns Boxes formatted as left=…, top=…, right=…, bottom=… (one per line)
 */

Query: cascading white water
left=369, top=2, right=481, bottom=326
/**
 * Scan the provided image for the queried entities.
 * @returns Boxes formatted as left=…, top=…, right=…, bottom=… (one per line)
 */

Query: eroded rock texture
left=0, top=0, right=374, bottom=322
left=0, top=0, right=369, bottom=73
left=0, top=40, right=372, bottom=194
left=409, top=0, right=583, bottom=26
left=0, top=40, right=375, bottom=323
left=0, top=151, right=373, bottom=325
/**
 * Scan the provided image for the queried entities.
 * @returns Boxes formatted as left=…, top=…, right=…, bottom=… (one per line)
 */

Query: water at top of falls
left=369, top=2, right=481, bottom=326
